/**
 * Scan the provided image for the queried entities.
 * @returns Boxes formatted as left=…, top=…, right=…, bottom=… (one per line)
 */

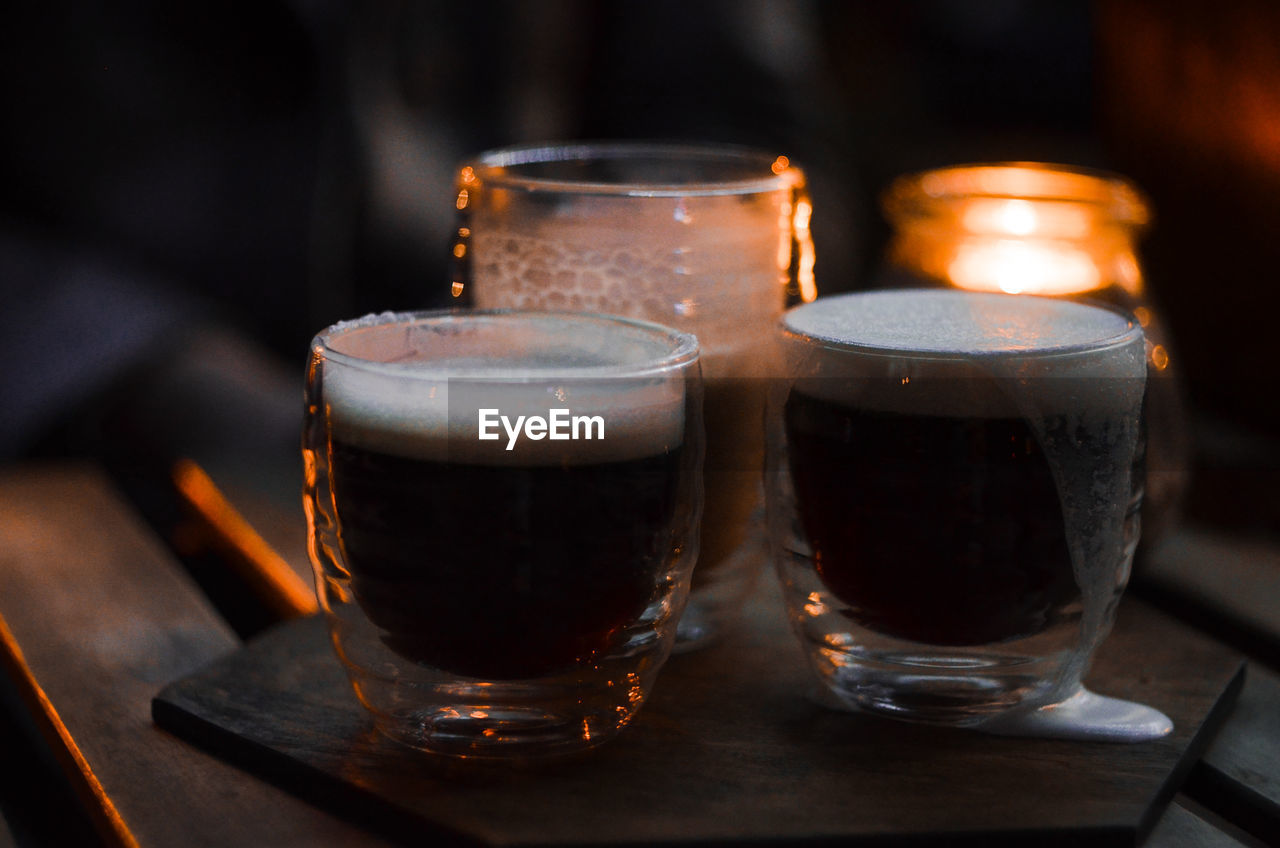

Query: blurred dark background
left=2, top=2, right=1280, bottom=844
left=0, top=0, right=1277, bottom=541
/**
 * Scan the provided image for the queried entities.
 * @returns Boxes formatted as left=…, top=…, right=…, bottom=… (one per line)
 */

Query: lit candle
left=883, top=162, right=1148, bottom=299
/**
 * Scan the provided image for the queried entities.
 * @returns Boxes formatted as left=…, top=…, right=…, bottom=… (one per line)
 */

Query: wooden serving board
left=153, top=580, right=1243, bottom=847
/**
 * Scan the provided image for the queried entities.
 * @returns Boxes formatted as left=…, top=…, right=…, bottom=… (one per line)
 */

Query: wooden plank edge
left=1136, top=660, right=1248, bottom=846
left=1145, top=796, right=1259, bottom=847
left=149, top=688, right=479, bottom=848
left=1186, top=759, right=1280, bottom=845
left=151, top=668, right=1137, bottom=847
left=0, top=612, right=141, bottom=848
left=146, top=599, right=1246, bottom=847
left=172, top=458, right=318, bottom=621
left=1185, top=666, right=1280, bottom=845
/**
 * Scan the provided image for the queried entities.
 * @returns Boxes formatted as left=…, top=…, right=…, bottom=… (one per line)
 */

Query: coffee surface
left=784, top=289, right=1137, bottom=357
left=785, top=393, right=1080, bottom=646
left=330, top=438, right=684, bottom=679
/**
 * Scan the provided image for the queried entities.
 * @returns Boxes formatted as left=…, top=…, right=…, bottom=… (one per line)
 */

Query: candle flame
left=959, top=198, right=1093, bottom=239
left=998, top=199, right=1037, bottom=236
left=948, top=240, right=1101, bottom=295
left=886, top=163, right=1150, bottom=301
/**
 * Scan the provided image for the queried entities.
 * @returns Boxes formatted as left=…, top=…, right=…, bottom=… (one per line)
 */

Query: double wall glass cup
left=303, top=310, right=703, bottom=757
left=767, top=290, right=1169, bottom=738
left=452, top=141, right=814, bottom=647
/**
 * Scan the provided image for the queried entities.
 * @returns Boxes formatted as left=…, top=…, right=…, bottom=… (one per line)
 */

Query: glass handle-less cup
left=449, top=142, right=815, bottom=649
left=766, top=289, right=1172, bottom=741
left=303, top=310, right=702, bottom=758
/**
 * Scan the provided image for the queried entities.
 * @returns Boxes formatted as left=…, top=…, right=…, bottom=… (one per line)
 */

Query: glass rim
left=462, top=140, right=805, bottom=197
left=781, top=290, right=1146, bottom=362
left=882, top=161, right=1151, bottom=229
left=312, top=308, right=701, bottom=379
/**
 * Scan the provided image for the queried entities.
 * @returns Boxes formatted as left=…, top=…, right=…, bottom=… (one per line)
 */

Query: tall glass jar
left=879, top=162, right=1188, bottom=547
left=449, top=142, right=815, bottom=648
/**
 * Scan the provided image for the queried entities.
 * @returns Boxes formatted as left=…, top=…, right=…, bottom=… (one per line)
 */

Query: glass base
left=335, top=619, right=664, bottom=759
left=372, top=706, right=619, bottom=759
left=775, top=545, right=1088, bottom=728
left=812, top=646, right=1059, bottom=727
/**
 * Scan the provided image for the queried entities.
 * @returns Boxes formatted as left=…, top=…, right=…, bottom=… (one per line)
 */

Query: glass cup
left=766, top=290, right=1160, bottom=734
left=303, top=310, right=703, bottom=757
left=450, top=141, right=814, bottom=648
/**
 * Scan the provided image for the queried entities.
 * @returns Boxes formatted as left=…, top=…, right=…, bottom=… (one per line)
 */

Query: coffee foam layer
left=323, top=364, right=687, bottom=467
left=786, top=290, right=1138, bottom=357
left=316, top=312, right=695, bottom=465
left=784, top=291, right=1146, bottom=418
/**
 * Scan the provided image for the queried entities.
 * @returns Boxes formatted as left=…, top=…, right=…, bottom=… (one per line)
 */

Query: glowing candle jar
left=880, top=162, right=1187, bottom=548
left=882, top=163, right=1148, bottom=299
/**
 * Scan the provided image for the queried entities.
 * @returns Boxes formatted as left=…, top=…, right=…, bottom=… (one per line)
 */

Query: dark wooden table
left=0, top=462, right=1277, bottom=846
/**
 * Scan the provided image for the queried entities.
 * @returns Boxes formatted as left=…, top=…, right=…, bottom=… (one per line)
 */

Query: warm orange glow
left=0, top=614, right=141, bottom=848
left=995, top=199, right=1036, bottom=235
left=915, top=164, right=1146, bottom=226
left=1151, top=344, right=1170, bottom=371
left=776, top=199, right=793, bottom=272
left=947, top=192, right=1109, bottom=295
left=960, top=198, right=1034, bottom=235
left=959, top=198, right=1093, bottom=239
left=795, top=198, right=812, bottom=232
left=1113, top=253, right=1143, bottom=296
left=620, top=670, right=644, bottom=725
left=795, top=199, right=817, bottom=302
left=885, top=163, right=1149, bottom=298
left=453, top=242, right=467, bottom=259
left=456, top=189, right=469, bottom=210
left=302, top=446, right=317, bottom=488
left=948, top=239, right=1101, bottom=295
left=451, top=281, right=465, bottom=298
left=459, top=165, right=477, bottom=185
left=777, top=193, right=817, bottom=302
left=771, top=155, right=790, bottom=175
left=172, top=459, right=318, bottom=619
left=1133, top=306, right=1152, bottom=327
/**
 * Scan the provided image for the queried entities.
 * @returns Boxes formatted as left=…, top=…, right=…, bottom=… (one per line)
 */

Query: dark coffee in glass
left=766, top=290, right=1148, bottom=727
